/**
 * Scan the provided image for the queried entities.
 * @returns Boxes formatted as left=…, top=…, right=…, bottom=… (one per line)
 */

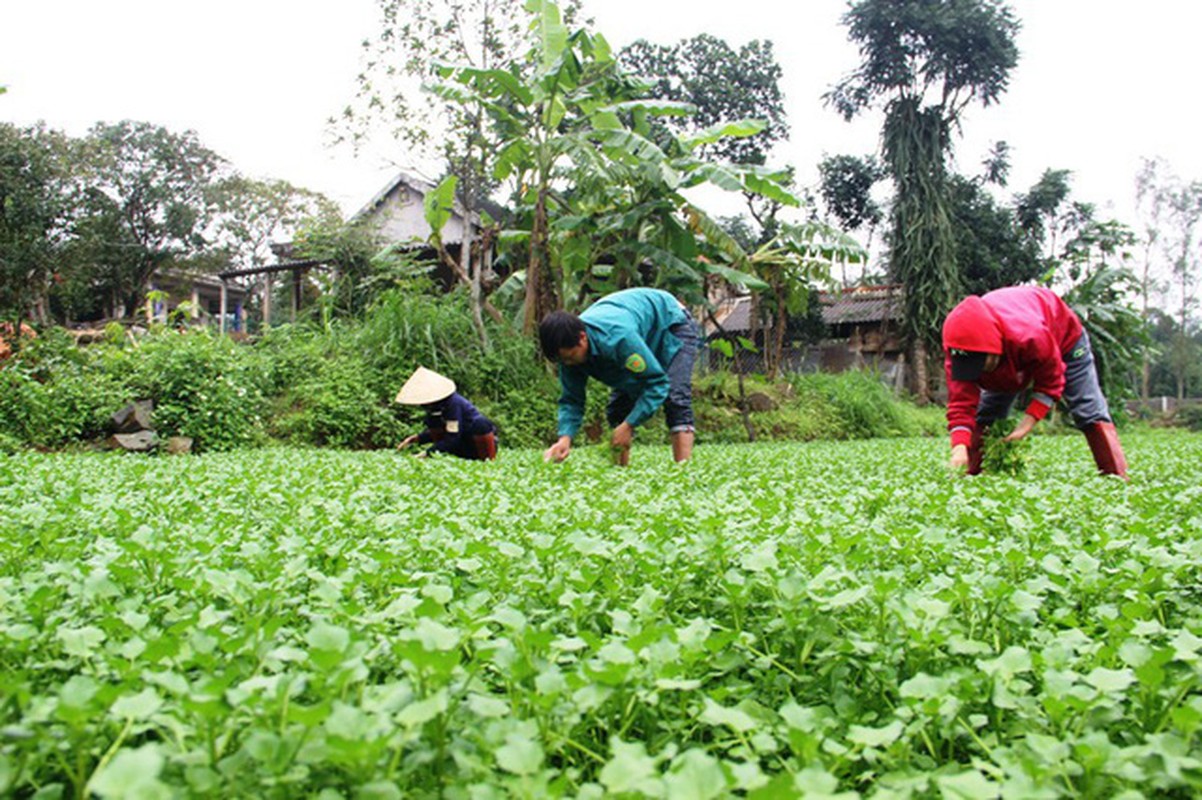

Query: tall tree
left=209, top=176, right=340, bottom=273
left=1129, top=160, right=1202, bottom=399
left=827, top=0, right=1020, bottom=399
left=619, top=34, right=788, bottom=168
left=817, top=153, right=884, bottom=283
left=947, top=155, right=1042, bottom=296
left=0, top=123, right=70, bottom=325
left=1015, top=167, right=1072, bottom=262
left=621, top=34, right=792, bottom=245
left=341, top=0, right=585, bottom=344
left=208, top=176, right=341, bottom=326
left=1161, top=180, right=1202, bottom=399
left=1134, top=158, right=1170, bottom=399
left=428, top=0, right=796, bottom=332
left=72, top=121, right=223, bottom=318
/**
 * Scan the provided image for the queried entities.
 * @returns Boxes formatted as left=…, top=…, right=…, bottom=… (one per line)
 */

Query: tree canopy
left=829, top=0, right=1021, bottom=397
left=619, top=34, right=788, bottom=167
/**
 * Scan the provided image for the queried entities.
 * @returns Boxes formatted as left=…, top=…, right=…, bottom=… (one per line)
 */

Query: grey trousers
left=977, top=331, right=1112, bottom=429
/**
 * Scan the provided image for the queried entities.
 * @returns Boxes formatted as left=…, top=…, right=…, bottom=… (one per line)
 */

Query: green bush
left=124, top=329, right=267, bottom=451
left=355, top=288, right=568, bottom=449
left=794, top=370, right=938, bottom=438
left=1, top=303, right=945, bottom=454
left=271, top=350, right=405, bottom=449
left=247, top=324, right=333, bottom=399
left=692, top=369, right=942, bottom=443
left=355, top=288, right=482, bottom=395
left=0, top=329, right=124, bottom=448
left=1174, top=404, right=1202, bottom=432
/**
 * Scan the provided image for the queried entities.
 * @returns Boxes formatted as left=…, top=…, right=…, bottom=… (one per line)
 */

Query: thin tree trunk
left=912, top=337, right=930, bottom=405
left=1139, top=239, right=1153, bottom=401
left=771, top=292, right=787, bottom=380
left=706, top=309, right=755, bottom=442
left=523, top=190, right=548, bottom=334
left=524, top=188, right=556, bottom=333
left=460, top=180, right=489, bottom=349
left=436, top=245, right=505, bottom=325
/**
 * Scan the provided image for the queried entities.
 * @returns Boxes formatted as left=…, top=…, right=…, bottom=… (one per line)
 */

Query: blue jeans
left=977, top=331, right=1112, bottom=429
left=606, top=315, right=699, bottom=433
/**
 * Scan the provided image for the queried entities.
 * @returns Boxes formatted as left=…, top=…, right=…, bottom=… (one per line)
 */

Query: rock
left=111, top=400, right=154, bottom=433
left=109, top=431, right=158, bottom=452
left=747, top=392, right=777, bottom=412
left=166, top=436, right=193, bottom=455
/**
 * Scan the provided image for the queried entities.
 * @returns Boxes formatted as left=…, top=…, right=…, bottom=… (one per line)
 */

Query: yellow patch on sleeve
left=625, top=353, right=646, bottom=373
left=446, top=420, right=460, bottom=433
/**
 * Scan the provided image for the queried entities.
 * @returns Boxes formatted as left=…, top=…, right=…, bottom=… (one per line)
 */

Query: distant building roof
left=351, top=169, right=506, bottom=231
left=352, top=168, right=445, bottom=222
left=822, top=285, right=903, bottom=326
left=708, top=284, right=904, bottom=334
left=709, top=295, right=751, bottom=333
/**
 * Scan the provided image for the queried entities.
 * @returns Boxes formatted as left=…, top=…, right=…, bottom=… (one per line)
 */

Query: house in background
left=145, top=269, right=250, bottom=331
left=351, top=169, right=505, bottom=290
left=819, top=284, right=906, bottom=389
left=707, top=284, right=907, bottom=387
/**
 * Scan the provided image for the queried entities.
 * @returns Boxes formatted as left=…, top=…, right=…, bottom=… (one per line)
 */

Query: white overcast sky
left=3, top=0, right=1200, bottom=228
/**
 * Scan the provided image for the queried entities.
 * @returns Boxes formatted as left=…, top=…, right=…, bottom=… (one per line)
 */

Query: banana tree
left=694, top=214, right=867, bottom=378
left=422, top=174, right=505, bottom=343
left=426, top=0, right=798, bottom=330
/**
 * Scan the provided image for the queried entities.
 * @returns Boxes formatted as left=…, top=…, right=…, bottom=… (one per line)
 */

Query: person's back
left=976, top=286, right=1082, bottom=357
left=577, top=288, right=689, bottom=371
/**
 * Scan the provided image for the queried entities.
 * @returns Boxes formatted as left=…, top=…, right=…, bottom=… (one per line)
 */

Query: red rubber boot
left=1084, top=421, right=1128, bottom=479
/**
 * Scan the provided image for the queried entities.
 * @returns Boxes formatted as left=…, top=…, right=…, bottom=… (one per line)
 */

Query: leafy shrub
left=247, top=324, right=332, bottom=399
left=0, top=329, right=124, bottom=448
left=355, top=287, right=482, bottom=395
left=1173, top=404, right=1202, bottom=432
left=123, top=328, right=266, bottom=451
left=694, top=369, right=941, bottom=443
left=354, top=288, right=567, bottom=448
left=795, top=370, right=931, bottom=438
left=271, top=350, right=405, bottom=449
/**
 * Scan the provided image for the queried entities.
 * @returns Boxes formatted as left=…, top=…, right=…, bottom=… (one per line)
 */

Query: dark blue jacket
left=417, top=393, right=496, bottom=459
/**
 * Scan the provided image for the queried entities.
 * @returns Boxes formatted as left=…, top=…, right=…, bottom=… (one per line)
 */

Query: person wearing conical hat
left=942, top=285, right=1127, bottom=478
left=395, top=367, right=498, bottom=460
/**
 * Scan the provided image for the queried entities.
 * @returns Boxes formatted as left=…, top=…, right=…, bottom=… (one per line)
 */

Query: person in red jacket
left=942, top=286, right=1127, bottom=478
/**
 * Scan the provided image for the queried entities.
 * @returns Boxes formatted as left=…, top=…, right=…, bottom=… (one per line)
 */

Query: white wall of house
left=359, top=181, right=472, bottom=245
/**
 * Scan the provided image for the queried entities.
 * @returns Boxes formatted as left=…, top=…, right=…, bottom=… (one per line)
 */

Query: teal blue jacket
left=557, top=288, right=689, bottom=437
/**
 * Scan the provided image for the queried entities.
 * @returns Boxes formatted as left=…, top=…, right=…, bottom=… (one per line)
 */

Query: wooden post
left=291, top=267, right=301, bottom=322
left=190, top=287, right=200, bottom=320
left=263, top=273, right=272, bottom=329
left=219, top=280, right=228, bottom=334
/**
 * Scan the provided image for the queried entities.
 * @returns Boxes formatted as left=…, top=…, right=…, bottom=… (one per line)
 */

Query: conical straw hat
left=395, top=367, right=456, bottom=405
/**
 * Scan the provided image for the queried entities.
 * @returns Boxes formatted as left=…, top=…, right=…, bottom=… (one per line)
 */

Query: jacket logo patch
left=446, top=420, right=460, bottom=433
left=625, top=353, right=646, bottom=373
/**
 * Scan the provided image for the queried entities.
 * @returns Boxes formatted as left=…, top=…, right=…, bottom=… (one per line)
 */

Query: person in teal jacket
left=538, top=288, right=700, bottom=466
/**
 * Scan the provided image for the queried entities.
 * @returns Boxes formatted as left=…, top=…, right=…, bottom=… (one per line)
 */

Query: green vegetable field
left=2, top=431, right=1201, bottom=798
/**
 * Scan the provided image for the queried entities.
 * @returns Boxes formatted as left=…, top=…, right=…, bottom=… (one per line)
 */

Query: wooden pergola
left=216, top=259, right=331, bottom=333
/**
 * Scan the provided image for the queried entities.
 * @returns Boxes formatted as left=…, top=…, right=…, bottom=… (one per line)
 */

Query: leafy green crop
left=0, top=431, right=1198, bottom=797
left=980, top=418, right=1031, bottom=476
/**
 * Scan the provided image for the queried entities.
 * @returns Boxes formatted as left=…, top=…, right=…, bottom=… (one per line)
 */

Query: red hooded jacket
left=942, top=286, right=1083, bottom=448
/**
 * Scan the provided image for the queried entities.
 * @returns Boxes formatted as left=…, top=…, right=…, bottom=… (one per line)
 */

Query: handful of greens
left=981, top=418, right=1031, bottom=476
